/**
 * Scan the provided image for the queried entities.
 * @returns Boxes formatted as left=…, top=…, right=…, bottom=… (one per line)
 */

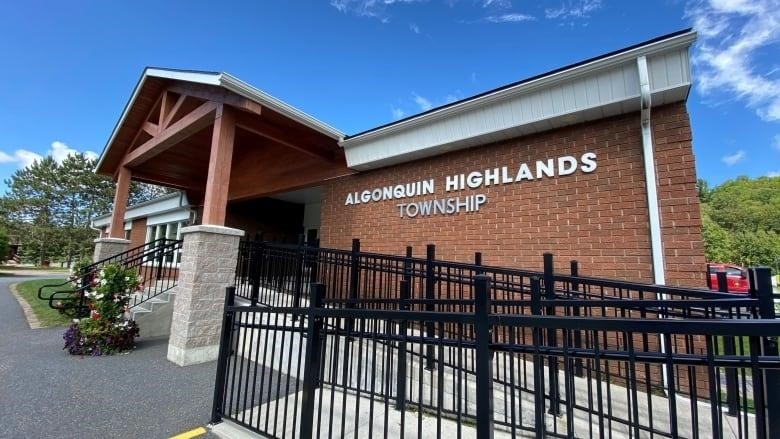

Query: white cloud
left=484, top=13, right=535, bottom=22
left=391, top=91, right=462, bottom=119
left=49, top=140, right=98, bottom=163
left=545, top=0, right=602, bottom=20
left=409, top=23, right=421, bottom=33
left=444, top=94, right=459, bottom=104
left=0, top=140, right=98, bottom=169
left=0, top=151, right=15, bottom=163
left=413, top=94, right=433, bottom=111
left=50, top=141, right=78, bottom=163
left=687, top=0, right=780, bottom=121
left=0, top=148, right=42, bottom=168
left=721, top=149, right=746, bottom=165
left=767, top=170, right=780, bottom=177
left=330, top=0, right=427, bottom=20
left=470, top=72, right=478, bottom=84
left=13, top=150, right=44, bottom=168
left=773, top=134, right=780, bottom=150
left=482, top=0, right=512, bottom=8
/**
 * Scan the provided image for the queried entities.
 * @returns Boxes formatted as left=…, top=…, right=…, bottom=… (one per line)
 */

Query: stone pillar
left=167, top=225, right=244, bottom=366
left=92, top=237, right=131, bottom=263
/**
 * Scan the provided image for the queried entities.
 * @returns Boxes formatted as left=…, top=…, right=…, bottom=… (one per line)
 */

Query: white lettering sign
left=344, top=152, right=598, bottom=218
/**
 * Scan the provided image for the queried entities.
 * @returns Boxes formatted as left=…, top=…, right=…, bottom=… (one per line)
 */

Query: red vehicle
left=707, top=263, right=749, bottom=293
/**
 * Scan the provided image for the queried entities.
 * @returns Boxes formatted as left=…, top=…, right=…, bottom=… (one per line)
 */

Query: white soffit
left=340, top=30, right=696, bottom=171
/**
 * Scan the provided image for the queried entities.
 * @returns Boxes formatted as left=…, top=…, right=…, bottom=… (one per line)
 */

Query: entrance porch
left=94, top=68, right=351, bottom=365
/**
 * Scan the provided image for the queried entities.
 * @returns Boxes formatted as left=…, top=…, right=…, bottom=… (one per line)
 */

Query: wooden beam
left=202, top=105, right=235, bottom=226
left=167, top=83, right=263, bottom=116
left=122, top=101, right=218, bottom=167
left=109, top=167, right=131, bottom=239
left=234, top=111, right=336, bottom=163
left=127, top=92, right=165, bottom=150
left=158, top=91, right=179, bottom=128
left=130, top=170, right=203, bottom=191
left=141, top=121, right=159, bottom=136
left=162, top=94, right=187, bottom=129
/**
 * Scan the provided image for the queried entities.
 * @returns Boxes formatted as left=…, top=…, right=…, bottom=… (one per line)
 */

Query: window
left=145, top=221, right=184, bottom=264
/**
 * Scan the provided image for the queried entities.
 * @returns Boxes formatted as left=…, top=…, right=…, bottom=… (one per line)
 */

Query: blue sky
left=0, top=0, right=778, bottom=189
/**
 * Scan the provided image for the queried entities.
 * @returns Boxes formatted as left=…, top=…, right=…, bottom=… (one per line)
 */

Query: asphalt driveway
left=0, top=273, right=218, bottom=439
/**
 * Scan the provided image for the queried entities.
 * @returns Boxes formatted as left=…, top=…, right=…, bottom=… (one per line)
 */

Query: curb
left=9, top=282, right=43, bottom=329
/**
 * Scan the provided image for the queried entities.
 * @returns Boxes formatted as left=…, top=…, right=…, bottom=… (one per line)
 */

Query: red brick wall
left=653, top=105, right=706, bottom=287
left=321, top=103, right=705, bottom=287
left=128, top=218, right=147, bottom=249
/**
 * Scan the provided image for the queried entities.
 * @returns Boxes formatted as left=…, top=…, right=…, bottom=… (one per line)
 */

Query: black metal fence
left=217, top=240, right=780, bottom=438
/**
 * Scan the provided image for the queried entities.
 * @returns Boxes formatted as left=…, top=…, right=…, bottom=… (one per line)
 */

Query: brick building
left=94, top=29, right=704, bottom=364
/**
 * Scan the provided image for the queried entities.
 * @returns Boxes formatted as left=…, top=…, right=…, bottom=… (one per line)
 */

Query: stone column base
left=167, top=344, right=220, bottom=367
left=93, top=238, right=131, bottom=262
left=167, top=225, right=244, bottom=366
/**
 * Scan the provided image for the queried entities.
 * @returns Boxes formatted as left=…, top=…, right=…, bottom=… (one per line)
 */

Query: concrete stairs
left=128, top=287, right=176, bottom=338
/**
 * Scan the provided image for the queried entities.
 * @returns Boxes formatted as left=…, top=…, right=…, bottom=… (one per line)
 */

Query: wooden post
left=202, top=105, right=235, bottom=226
left=109, top=166, right=131, bottom=238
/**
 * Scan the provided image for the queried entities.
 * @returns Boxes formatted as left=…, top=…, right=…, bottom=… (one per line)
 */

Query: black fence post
left=211, top=286, right=236, bottom=424
left=348, top=238, right=360, bottom=337
left=155, top=245, right=164, bottom=280
left=250, top=242, right=263, bottom=306
left=748, top=269, right=767, bottom=439
left=543, top=252, right=561, bottom=416
left=300, top=283, right=325, bottom=439
left=293, top=238, right=304, bottom=313
left=474, top=274, right=494, bottom=439
left=396, top=279, right=410, bottom=411
left=531, top=276, right=546, bottom=437
left=706, top=263, right=712, bottom=290
left=716, top=271, right=729, bottom=294
left=425, top=244, right=436, bottom=370
left=755, top=267, right=780, bottom=437
left=403, top=246, right=412, bottom=284
left=718, top=271, right=738, bottom=416
left=475, top=252, right=483, bottom=275
left=570, top=260, right=583, bottom=378
left=308, top=240, right=319, bottom=285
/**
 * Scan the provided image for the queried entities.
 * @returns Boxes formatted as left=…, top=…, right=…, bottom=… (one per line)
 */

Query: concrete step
left=127, top=287, right=177, bottom=338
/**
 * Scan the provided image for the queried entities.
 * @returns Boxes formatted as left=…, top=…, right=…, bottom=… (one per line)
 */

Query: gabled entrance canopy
left=96, top=68, right=351, bottom=237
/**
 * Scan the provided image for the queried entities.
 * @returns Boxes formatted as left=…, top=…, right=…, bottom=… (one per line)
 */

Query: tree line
left=0, top=153, right=170, bottom=266
left=699, top=176, right=780, bottom=271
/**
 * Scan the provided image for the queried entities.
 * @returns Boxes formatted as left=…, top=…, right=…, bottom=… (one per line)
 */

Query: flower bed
left=63, top=263, right=142, bottom=356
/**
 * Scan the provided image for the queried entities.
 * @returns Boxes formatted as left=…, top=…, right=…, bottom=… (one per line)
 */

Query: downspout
left=638, top=56, right=666, bottom=286
left=637, top=55, right=670, bottom=391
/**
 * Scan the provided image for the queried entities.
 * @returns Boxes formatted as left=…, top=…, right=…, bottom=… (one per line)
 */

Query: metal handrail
left=38, top=239, right=183, bottom=318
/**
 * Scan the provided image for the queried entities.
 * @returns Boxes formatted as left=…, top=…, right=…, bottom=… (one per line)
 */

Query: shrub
left=63, top=262, right=142, bottom=355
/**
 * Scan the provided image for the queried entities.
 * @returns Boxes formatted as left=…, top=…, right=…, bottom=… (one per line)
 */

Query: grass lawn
left=14, top=278, right=73, bottom=327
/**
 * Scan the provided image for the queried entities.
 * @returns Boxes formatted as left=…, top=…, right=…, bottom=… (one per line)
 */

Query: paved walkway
left=0, top=273, right=218, bottom=439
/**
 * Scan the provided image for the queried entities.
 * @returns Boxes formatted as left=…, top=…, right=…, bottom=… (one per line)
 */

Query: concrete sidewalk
left=0, top=274, right=219, bottom=439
